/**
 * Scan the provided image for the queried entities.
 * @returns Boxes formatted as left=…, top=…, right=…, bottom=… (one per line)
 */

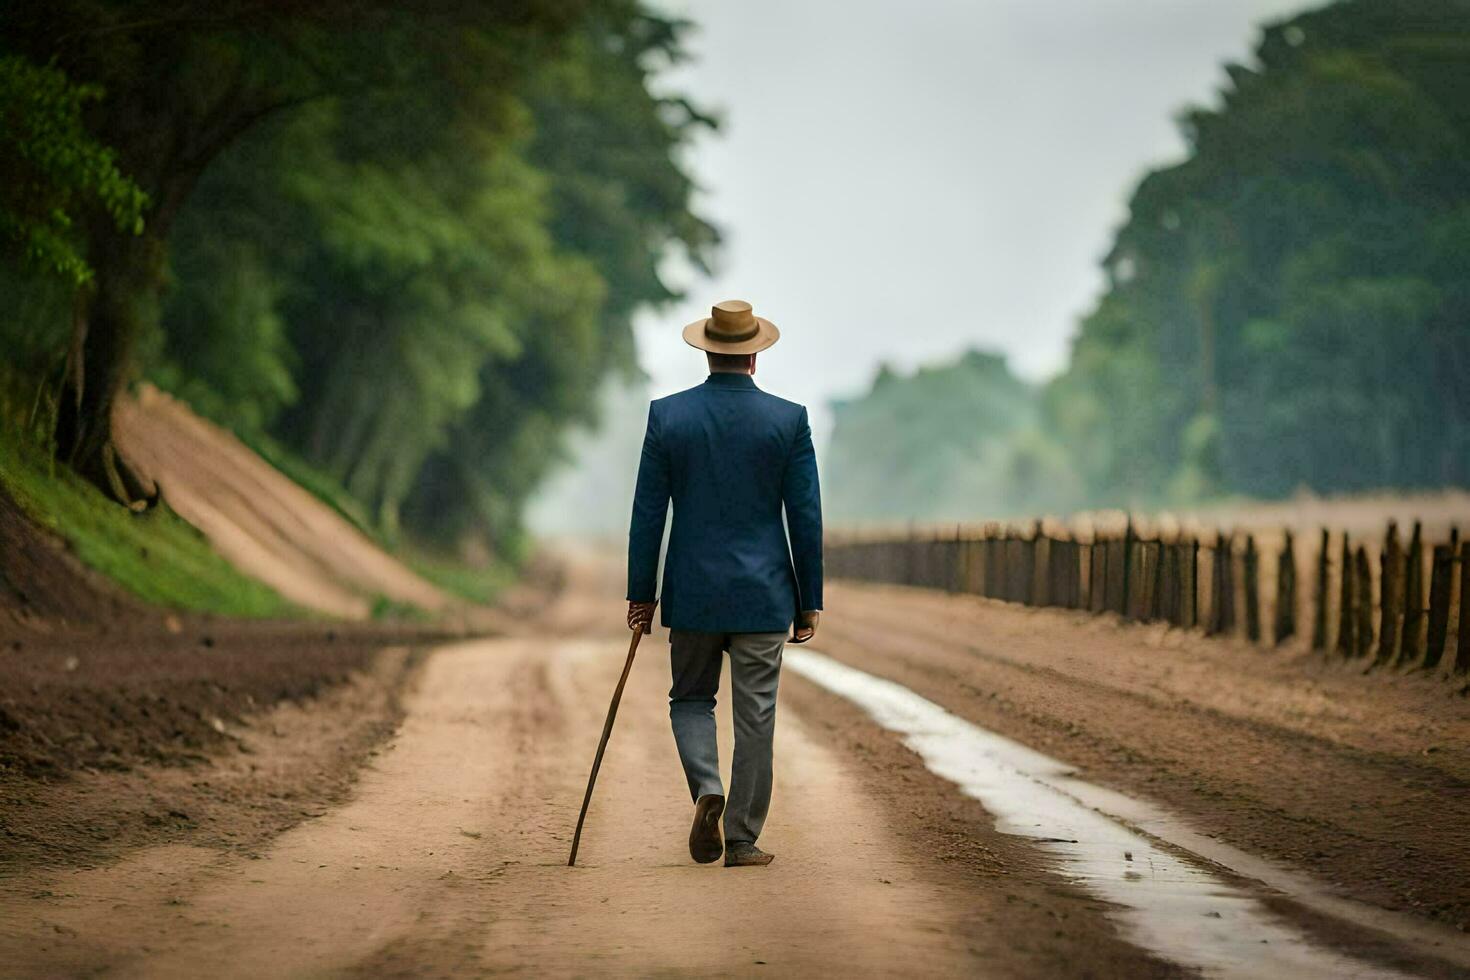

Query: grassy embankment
left=2, top=374, right=515, bottom=618
left=240, top=428, right=519, bottom=609
left=0, top=408, right=294, bottom=618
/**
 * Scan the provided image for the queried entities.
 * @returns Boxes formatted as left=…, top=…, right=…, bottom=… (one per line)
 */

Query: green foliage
left=408, top=554, right=518, bottom=606
left=1, top=0, right=715, bottom=585
left=826, top=351, right=1078, bottom=521
left=154, top=8, right=716, bottom=556
left=1051, top=0, right=1470, bottom=506
left=369, top=594, right=432, bottom=623
left=828, top=0, right=1470, bottom=523
left=0, top=54, right=145, bottom=286
left=0, top=394, right=291, bottom=616
left=0, top=0, right=620, bottom=495
left=151, top=235, right=297, bottom=436
left=523, top=14, right=720, bottom=367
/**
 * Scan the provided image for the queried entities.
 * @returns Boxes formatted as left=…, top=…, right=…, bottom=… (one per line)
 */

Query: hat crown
left=681, top=297, right=778, bottom=354
left=707, top=300, right=758, bottom=341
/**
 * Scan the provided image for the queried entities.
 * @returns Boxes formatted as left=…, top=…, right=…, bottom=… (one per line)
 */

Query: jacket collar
left=704, top=372, right=758, bottom=390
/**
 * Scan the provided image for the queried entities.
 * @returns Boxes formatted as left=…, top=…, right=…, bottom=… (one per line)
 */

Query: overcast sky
left=636, top=0, right=1309, bottom=440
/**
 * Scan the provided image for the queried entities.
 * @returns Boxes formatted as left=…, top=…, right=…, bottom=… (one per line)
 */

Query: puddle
left=786, top=649, right=1423, bottom=979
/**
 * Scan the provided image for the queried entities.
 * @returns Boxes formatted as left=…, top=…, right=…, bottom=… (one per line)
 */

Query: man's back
left=627, top=300, right=819, bottom=867
left=626, top=372, right=822, bottom=633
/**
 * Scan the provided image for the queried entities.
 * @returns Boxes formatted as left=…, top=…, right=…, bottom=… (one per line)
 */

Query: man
left=626, top=299, right=823, bottom=869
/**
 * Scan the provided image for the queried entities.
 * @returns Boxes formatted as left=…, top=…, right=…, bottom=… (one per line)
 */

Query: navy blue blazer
left=627, top=373, right=823, bottom=633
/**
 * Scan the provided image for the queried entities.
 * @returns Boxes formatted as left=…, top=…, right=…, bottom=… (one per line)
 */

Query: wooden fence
left=826, top=519, right=1469, bottom=674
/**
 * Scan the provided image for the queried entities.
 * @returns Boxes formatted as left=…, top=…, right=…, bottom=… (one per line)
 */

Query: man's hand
left=627, top=601, right=656, bottom=634
left=790, top=610, right=820, bottom=644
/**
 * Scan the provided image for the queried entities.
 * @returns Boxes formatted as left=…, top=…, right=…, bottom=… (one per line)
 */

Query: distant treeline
left=1, top=1, right=714, bottom=559
left=828, top=0, right=1470, bottom=524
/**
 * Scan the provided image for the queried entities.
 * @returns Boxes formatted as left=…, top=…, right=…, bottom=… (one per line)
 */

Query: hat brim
left=682, top=316, right=780, bottom=355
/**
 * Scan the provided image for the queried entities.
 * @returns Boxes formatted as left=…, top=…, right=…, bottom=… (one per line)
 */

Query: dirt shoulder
left=0, top=485, right=499, bottom=876
left=816, top=580, right=1470, bottom=933
left=115, top=386, right=450, bottom=619
left=1, top=634, right=1185, bottom=979
left=0, top=609, right=486, bottom=874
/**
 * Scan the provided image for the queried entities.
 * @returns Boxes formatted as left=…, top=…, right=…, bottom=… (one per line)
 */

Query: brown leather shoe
left=723, top=841, right=774, bottom=867
left=689, top=794, right=725, bottom=864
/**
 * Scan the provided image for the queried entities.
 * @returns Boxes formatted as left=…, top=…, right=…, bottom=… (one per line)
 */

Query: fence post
left=1376, top=521, right=1403, bottom=667
left=1208, top=531, right=1235, bottom=636
left=1000, top=530, right=1015, bottom=602
left=975, top=527, right=989, bottom=597
left=1336, top=532, right=1355, bottom=657
left=1220, top=531, right=1236, bottom=636
left=1121, top=517, right=1136, bottom=619
left=1457, top=539, right=1470, bottom=674
left=1044, top=526, right=1058, bottom=608
left=1243, top=534, right=1261, bottom=643
left=977, top=529, right=989, bottom=595
left=1076, top=537, right=1087, bottom=605
left=1275, top=529, right=1297, bottom=646
left=952, top=531, right=964, bottom=593
left=1397, top=521, right=1425, bottom=666
left=1064, top=537, right=1076, bottom=605
left=1159, top=539, right=1179, bottom=624
left=1127, top=537, right=1150, bottom=621
left=928, top=528, right=937, bottom=588
left=1090, top=537, right=1107, bottom=613
left=1075, top=539, right=1086, bottom=610
left=1311, top=528, right=1329, bottom=649
left=1425, top=534, right=1455, bottom=670
left=991, top=528, right=1006, bottom=600
left=1183, top=537, right=1198, bottom=629
left=1053, top=537, right=1065, bottom=608
left=997, top=526, right=1011, bottom=600
left=978, top=526, right=988, bottom=598
left=1026, top=520, right=1043, bottom=606
left=1107, top=533, right=1118, bottom=612
left=1354, top=545, right=1374, bottom=659
left=954, top=528, right=967, bottom=593
left=1149, top=540, right=1166, bottom=621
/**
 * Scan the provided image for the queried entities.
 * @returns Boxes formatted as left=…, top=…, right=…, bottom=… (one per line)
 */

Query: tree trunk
left=53, top=224, right=166, bottom=508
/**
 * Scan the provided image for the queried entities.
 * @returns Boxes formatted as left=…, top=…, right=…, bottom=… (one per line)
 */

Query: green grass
left=239, top=431, right=524, bottom=610
left=0, top=421, right=296, bottom=618
left=409, top=553, right=519, bottom=606
left=369, top=594, right=433, bottom=622
left=235, top=433, right=524, bottom=613
left=0, top=370, right=514, bottom=620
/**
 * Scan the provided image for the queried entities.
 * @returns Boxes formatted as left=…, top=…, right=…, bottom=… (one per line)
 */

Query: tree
left=2, top=0, right=593, bottom=503
left=402, top=11, right=719, bottom=552
left=824, top=350, right=1079, bottom=522
left=0, top=54, right=144, bottom=287
left=1049, top=0, right=1470, bottom=504
left=145, top=7, right=716, bottom=555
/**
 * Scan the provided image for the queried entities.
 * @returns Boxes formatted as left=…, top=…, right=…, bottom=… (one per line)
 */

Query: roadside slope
left=115, top=385, right=449, bottom=620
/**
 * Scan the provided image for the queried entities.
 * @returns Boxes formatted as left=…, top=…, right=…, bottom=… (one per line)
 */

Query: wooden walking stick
left=568, top=610, right=653, bottom=867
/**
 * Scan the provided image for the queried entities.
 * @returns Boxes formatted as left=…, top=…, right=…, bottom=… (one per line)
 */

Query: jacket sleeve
left=627, top=403, right=670, bottom=603
left=781, top=406, right=824, bottom=612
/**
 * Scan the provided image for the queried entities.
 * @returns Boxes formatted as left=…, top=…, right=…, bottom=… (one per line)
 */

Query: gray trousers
left=668, top=629, right=786, bottom=845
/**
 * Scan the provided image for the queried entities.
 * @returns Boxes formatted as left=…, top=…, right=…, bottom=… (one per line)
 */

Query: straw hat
left=682, top=299, right=780, bottom=355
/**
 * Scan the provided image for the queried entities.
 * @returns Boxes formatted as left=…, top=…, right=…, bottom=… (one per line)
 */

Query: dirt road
left=1, top=637, right=1173, bottom=976
left=3, top=558, right=1468, bottom=977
